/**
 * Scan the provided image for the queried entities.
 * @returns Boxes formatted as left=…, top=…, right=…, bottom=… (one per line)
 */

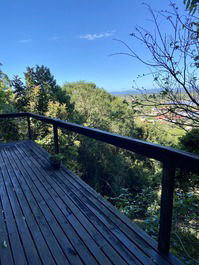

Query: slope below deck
left=0, top=140, right=183, bottom=265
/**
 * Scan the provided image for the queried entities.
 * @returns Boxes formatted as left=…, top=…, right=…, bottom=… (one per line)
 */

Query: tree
left=113, top=2, right=199, bottom=129
left=12, top=76, right=28, bottom=111
left=11, top=65, right=73, bottom=146
left=0, top=65, right=20, bottom=141
left=183, top=0, right=199, bottom=13
left=11, top=65, right=71, bottom=114
left=25, top=65, right=64, bottom=114
left=0, top=64, right=13, bottom=111
left=180, top=128, right=199, bottom=154
left=63, top=81, right=156, bottom=195
left=178, top=128, right=199, bottom=189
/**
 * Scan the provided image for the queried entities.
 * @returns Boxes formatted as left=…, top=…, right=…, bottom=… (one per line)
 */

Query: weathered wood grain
left=0, top=140, right=184, bottom=265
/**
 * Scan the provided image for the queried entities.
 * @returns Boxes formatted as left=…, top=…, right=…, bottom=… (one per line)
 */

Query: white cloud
left=79, top=30, right=116, bottom=40
left=48, top=36, right=60, bottom=41
left=18, top=39, right=32, bottom=43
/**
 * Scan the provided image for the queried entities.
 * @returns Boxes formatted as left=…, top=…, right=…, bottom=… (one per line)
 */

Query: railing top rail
left=0, top=112, right=199, bottom=174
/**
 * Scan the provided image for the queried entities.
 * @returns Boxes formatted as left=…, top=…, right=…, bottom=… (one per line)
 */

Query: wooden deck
left=0, top=140, right=183, bottom=265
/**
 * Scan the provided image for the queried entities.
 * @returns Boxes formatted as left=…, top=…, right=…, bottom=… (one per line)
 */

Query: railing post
left=53, top=124, right=59, bottom=154
left=158, top=160, right=175, bottom=254
left=27, top=116, right=32, bottom=140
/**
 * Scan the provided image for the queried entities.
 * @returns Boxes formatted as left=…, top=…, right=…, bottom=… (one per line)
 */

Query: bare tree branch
left=113, top=2, right=199, bottom=129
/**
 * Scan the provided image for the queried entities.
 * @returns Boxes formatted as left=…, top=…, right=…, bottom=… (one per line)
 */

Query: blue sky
left=0, top=0, right=185, bottom=92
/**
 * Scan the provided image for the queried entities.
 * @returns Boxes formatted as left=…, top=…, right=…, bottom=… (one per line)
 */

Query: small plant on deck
left=50, top=153, right=64, bottom=170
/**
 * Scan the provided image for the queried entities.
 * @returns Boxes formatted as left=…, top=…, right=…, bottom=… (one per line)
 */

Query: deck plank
left=29, top=140, right=184, bottom=265
left=0, top=151, right=43, bottom=265
left=6, top=148, right=84, bottom=265
left=0, top=197, right=14, bottom=265
left=3, top=154, right=71, bottom=265
left=0, top=140, right=184, bottom=265
left=12, top=144, right=112, bottom=265
left=19, top=142, right=139, bottom=265
left=17, top=144, right=128, bottom=265
left=19, top=143, right=149, bottom=265
left=0, top=150, right=28, bottom=265
left=29, top=141, right=176, bottom=265
left=2, top=148, right=58, bottom=265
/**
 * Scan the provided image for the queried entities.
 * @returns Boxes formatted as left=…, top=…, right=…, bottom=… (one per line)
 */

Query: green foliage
left=109, top=187, right=159, bottom=219
left=180, top=128, right=199, bottom=154
left=11, top=65, right=72, bottom=115
left=50, top=153, right=64, bottom=161
left=184, top=0, right=199, bottom=14
left=63, top=81, right=134, bottom=134
left=171, top=190, right=199, bottom=264
left=109, top=187, right=161, bottom=239
left=0, top=118, right=20, bottom=142
left=0, top=64, right=198, bottom=264
left=10, top=65, right=74, bottom=154
left=24, top=65, right=70, bottom=114
left=110, top=187, right=199, bottom=264
left=175, top=129, right=199, bottom=190
left=0, top=69, right=13, bottom=113
left=12, top=76, right=28, bottom=111
left=0, top=67, right=20, bottom=141
left=62, top=81, right=157, bottom=195
left=135, top=118, right=184, bottom=147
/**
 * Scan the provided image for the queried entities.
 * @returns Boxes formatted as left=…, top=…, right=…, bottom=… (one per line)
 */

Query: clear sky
left=0, top=0, right=185, bottom=92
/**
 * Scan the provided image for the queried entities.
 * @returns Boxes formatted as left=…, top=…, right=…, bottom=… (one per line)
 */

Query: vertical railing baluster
left=158, top=160, right=175, bottom=254
left=27, top=116, right=32, bottom=140
left=53, top=124, right=59, bottom=154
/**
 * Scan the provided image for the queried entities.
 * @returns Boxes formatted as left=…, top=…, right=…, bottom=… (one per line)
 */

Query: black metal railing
left=0, top=112, right=199, bottom=255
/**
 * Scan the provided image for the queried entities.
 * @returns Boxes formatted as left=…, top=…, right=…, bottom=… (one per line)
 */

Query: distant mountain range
left=110, top=88, right=162, bottom=95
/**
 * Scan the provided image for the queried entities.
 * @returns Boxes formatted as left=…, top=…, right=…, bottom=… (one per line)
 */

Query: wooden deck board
left=0, top=151, right=43, bottom=265
left=5, top=147, right=83, bottom=265
left=18, top=143, right=143, bottom=265
left=11, top=145, right=109, bottom=265
left=17, top=144, right=127, bottom=265
left=0, top=149, right=29, bottom=265
left=0, top=195, right=14, bottom=265
left=28, top=141, right=182, bottom=265
left=2, top=147, right=60, bottom=265
left=0, top=140, right=183, bottom=265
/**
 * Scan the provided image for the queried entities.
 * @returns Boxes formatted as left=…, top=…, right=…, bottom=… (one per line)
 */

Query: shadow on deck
left=0, top=140, right=183, bottom=265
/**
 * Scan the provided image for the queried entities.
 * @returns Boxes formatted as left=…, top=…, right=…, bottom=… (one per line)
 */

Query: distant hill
left=111, top=88, right=162, bottom=95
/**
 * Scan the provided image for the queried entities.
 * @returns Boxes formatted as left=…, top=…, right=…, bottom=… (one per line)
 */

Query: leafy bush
left=111, top=187, right=199, bottom=264
left=180, top=129, right=199, bottom=155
